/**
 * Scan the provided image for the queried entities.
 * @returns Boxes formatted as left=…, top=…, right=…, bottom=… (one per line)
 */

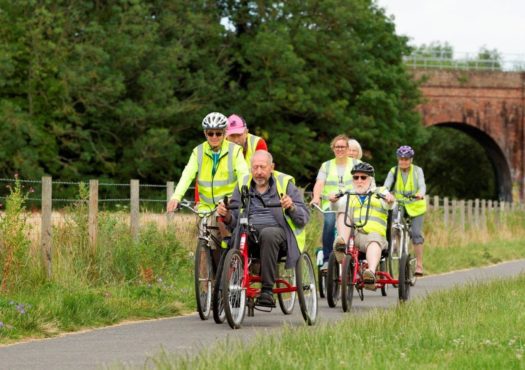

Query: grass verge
left=141, top=274, right=525, bottom=370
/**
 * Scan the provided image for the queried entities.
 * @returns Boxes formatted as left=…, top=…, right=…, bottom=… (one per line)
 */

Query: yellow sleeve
left=234, top=147, right=249, bottom=183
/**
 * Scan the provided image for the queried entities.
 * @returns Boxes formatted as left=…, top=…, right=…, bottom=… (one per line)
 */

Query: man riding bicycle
left=383, top=145, right=427, bottom=276
left=217, top=150, right=309, bottom=307
left=337, top=162, right=395, bottom=290
left=167, top=112, right=249, bottom=262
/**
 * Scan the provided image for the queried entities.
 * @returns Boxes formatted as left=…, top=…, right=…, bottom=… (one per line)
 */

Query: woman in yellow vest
left=383, top=145, right=427, bottom=276
left=337, top=162, right=395, bottom=290
left=311, top=135, right=361, bottom=271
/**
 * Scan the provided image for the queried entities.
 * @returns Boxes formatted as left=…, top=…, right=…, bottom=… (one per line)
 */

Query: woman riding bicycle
left=337, top=162, right=395, bottom=290
left=310, top=134, right=361, bottom=271
left=383, top=145, right=427, bottom=276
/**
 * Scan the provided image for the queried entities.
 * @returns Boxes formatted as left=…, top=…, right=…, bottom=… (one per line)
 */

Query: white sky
left=376, top=0, right=525, bottom=56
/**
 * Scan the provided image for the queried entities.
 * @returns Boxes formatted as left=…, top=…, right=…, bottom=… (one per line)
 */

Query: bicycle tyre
left=222, top=249, right=246, bottom=329
left=341, top=256, right=355, bottom=312
left=296, top=252, right=318, bottom=325
left=398, top=252, right=411, bottom=302
left=326, top=252, right=340, bottom=308
left=194, top=239, right=213, bottom=320
left=212, top=249, right=227, bottom=324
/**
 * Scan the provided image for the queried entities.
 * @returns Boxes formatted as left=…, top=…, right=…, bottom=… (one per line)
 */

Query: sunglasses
left=333, top=146, right=348, bottom=150
left=206, top=131, right=224, bottom=137
left=352, top=175, right=369, bottom=181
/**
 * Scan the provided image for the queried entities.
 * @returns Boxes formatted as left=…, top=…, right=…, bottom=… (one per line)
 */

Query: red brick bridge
left=415, top=69, right=525, bottom=202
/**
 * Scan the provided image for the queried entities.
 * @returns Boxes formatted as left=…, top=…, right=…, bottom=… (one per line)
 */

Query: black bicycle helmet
left=351, top=162, right=375, bottom=177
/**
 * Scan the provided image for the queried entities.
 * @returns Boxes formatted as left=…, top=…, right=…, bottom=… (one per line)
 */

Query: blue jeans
left=322, top=212, right=336, bottom=263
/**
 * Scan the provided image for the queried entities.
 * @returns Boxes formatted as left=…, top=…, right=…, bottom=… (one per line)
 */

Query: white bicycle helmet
left=202, top=112, right=227, bottom=130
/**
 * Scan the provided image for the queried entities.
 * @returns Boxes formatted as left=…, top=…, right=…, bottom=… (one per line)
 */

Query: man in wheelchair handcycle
left=218, top=150, right=310, bottom=308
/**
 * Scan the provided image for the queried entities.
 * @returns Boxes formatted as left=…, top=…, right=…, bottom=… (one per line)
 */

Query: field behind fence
left=1, top=176, right=524, bottom=278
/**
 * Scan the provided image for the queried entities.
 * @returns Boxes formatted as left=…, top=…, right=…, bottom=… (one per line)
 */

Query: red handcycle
left=220, top=185, right=318, bottom=329
left=331, top=190, right=414, bottom=312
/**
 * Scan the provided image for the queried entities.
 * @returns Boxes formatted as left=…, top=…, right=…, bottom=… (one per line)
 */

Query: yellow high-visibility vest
left=239, top=171, right=305, bottom=252
left=320, top=158, right=361, bottom=209
left=389, top=164, right=427, bottom=217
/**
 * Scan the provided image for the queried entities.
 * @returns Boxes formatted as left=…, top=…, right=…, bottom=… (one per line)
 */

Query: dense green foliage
left=0, top=0, right=423, bottom=186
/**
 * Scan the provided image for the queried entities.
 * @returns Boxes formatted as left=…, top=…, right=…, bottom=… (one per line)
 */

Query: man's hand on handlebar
left=280, top=194, right=295, bottom=211
left=328, top=193, right=340, bottom=202
left=414, top=193, right=425, bottom=200
left=167, top=199, right=179, bottom=213
left=217, top=200, right=231, bottom=223
left=309, top=197, right=320, bottom=207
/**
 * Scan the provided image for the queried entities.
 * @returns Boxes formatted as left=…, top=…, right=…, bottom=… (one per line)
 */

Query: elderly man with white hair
left=335, top=162, right=395, bottom=290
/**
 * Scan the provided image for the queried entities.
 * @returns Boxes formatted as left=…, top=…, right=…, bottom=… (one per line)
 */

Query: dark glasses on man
left=333, top=146, right=348, bottom=150
left=352, top=175, right=368, bottom=180
left=206, top=131, right=224, bottom=137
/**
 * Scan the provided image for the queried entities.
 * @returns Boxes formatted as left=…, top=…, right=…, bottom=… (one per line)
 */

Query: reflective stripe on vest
left=196, top=141, right=241, bottom=209
left=244, top=133, right=261, bottom=166
left=320, top=158, right=360, bottom=209
left=391, top=164, right=427, bottom=217
left=349, top=194, right=389, bottom=237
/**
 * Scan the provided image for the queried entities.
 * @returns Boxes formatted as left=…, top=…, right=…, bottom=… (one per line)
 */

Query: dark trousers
left=322, top=212, right=336, bottom=263
left=252, top=225, right=287, bottom=292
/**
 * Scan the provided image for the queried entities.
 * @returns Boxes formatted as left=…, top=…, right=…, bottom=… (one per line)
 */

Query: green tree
left=219, top=0, right=423, bottom=183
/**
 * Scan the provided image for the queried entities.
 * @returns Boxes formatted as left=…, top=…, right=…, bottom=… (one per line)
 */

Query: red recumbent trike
left=219, top=185, right=318, bottom=329
left=329, top=190, right=414, bottom=312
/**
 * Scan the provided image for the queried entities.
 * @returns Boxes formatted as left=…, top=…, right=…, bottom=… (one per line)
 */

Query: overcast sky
left=375, top=0, right=525, bottom=56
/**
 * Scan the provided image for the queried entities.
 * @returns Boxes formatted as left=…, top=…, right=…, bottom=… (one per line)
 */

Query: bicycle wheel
left=296, top=252, right=318, bottom=325
left=277, top=262, right=296, bottom=315
left=398, top=252, right=411, bottom=302
left=388, top=227, right=403, bottom=287
left=341, top=256, right=355, bottom=312
left=194, top=239, right=213, bottom=320
left=222, top=249, right=246, bottom=329
left=326, top=252, right=340, bottom=308
left=212, top=250, right=227, bottom=324
left=318, top=266, right=327, bottom=299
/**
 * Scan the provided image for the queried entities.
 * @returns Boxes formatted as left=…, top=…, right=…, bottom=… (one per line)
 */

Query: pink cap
left=226, top=114, right=247, bottom=136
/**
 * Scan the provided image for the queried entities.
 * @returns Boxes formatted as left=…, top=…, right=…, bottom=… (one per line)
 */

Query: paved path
left=1, top=259, right=524, bottom=370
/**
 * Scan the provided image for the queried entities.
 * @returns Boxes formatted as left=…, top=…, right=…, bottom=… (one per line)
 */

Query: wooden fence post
left=474, top=198, right=480, bottom=227
left=459, top=200, right=465, bottom=232
left=443, top=197, right=449, bottom=226
left=451, top=199, right=457, bottom=226
left=89, top=179, right=98, bottom=252
left=481, top=199, right=486, bottom=229
left=41, top=176, right=52, bottom=279
left=468, top=199, right=474, bottom=228
left=433, top=195, right=440, bottom=211
left=166, top=181, right=174, bottom=204
left=130, top=179, right=140, bottom=241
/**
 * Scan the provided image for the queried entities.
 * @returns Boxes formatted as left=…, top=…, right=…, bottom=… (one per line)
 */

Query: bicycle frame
left=339, top=191, right=399, bottom=290
left=232, top=186, right=296, bottom=308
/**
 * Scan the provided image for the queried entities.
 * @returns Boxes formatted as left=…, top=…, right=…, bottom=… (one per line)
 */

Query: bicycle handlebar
left=311, top=203, right=336, bottom=214
left=177, top=200, right=217, bottom=216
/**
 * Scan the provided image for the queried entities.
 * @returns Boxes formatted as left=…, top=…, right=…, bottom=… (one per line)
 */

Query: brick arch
left=428, top=122, right=512, bottom=201
left=414, top=69, right=525, bottom=201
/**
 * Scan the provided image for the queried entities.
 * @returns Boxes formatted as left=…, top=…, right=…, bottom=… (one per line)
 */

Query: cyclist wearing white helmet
left=384, top=145, right=427, bottom=276
left=167, top=112, right=249, bottom=213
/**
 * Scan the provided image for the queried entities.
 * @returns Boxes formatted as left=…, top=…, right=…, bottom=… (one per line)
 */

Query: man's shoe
left=256, top=291, right=276, bottom=307
left=320, top=261, right=329, bottom=271
left=363, top=269, right=377, bottom=291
